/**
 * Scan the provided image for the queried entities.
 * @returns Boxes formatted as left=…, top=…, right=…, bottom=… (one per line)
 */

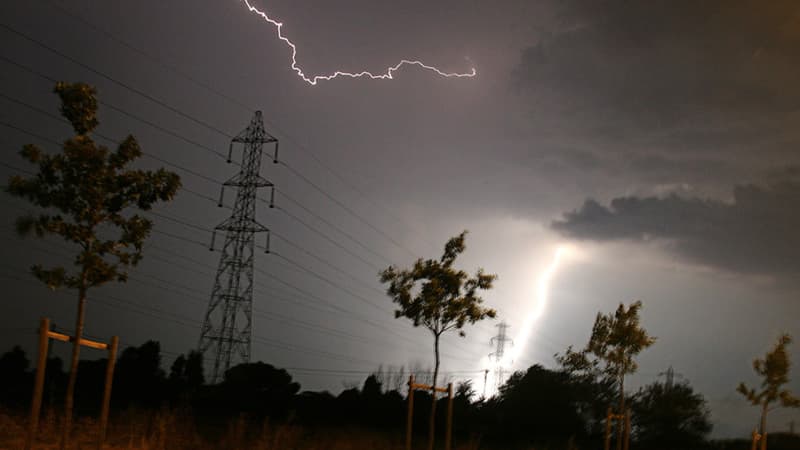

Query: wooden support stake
left=751, top=429, right=759, bottom=450
left=25, top=318, right=50, bottom=450
left=444, top=383, right=454, bottom=450
left=96, top=336, right=118, bottom=450
left=406, top=375, right=415, bottom=450
left=761, top=432, right=767, bottom=450
left=604, top=407, right=612, bottom=450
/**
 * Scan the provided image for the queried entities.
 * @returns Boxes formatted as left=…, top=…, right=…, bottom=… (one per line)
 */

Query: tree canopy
left=7, top=83, right=181, bottom=291
left=737, top=333, right=800, bottom=440
left=632, top=380, right=712, bottom=450
left=380, top=231, right=496, bottom=339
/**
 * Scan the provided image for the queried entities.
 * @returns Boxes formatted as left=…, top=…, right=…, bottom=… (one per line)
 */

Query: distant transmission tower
left=199, top=111, right=278, bottom=383
left=489, top=321, right=513, bottom=390
left=659, top=366, right=683, bottom=390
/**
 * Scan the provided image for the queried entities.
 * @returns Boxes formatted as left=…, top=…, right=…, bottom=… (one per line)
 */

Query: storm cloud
left=512, top=0, right=800, bottom=189
left=553, top=179, right=800, bottom=276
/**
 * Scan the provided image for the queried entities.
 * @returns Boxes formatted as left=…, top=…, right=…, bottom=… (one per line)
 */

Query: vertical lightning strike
left=240, top=0, right=477, bottom=85
left=479, top=246, right=570, bottom=398
left=505, top=246, right=569, bottom=368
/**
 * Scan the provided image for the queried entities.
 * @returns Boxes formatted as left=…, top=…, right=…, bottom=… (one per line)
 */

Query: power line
left=0, top=22, right=234, bottom=140
left=0, top=264, right=393, bottom=369
left=0, top=57, right=411, bottom=300
left=0, top=80, right=391, bottom=290
left=0, top=37, right=422, bottom=261
left=0, top=202, right=482, bottom=363
left=0, top=62, right=493, bottom=363
left=0, top=54, right=230, bottom=162
left=272, top=189, right=391, bottom=267
left=279, top=160, right=419, bottom=259
left=44, top=0, right=439, bottom=253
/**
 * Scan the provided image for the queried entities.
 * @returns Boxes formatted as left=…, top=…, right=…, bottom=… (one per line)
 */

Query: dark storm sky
left=1, top=0, right=799, bottom=437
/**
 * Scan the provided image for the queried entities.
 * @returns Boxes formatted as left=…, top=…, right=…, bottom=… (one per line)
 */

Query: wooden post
left=604, top=407, right=612, bottom=450
left=25, top=318, right=50, bottom=450
left=751, top=429, right=759, bottom=450
left=761, top=432, right=767, bottom=450
left=444, top=383, right=454, bottom=450
left=623, top=409, right=631, bottom=450
left=97, top=336, right=118, bottom=450
left=406, top=375, right=415, bottom=450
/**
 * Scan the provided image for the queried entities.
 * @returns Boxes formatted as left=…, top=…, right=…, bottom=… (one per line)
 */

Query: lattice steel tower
left=489, top=321, right=513, bottom=390
left=199, top=111, right=278, bottom=383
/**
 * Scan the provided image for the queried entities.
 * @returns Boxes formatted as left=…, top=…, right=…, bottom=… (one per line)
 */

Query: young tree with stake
left=6, top=82, right=181, bottom=449
left=558, top=301, right=656, bottom=450
left=380, top=231, right=496, bottom=450
left=738, top=333, right=800, bottom=449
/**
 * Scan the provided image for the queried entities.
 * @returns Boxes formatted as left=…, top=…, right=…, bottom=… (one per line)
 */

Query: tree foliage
left=737, top=333, right=800, bottom=409
left=632, top=380, right=712, bottom=449
left=380, top=231, right=496, bottom=340
left=737, top=333, right=800, bottom=436
left=495, top=365, right=589, bottom=442
left=7, top=83, right=181, bottom=290
left=558, top=301, right=655, bottom=388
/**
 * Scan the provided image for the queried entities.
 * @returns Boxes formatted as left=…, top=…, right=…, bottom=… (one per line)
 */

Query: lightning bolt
left=240, top=0, right=477, bottom=85
left=506, top=246, right=569, bottom=368
left=479, top=246, right=570, bottom=398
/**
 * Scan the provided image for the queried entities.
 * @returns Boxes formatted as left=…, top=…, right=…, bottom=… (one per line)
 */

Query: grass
left=0, top=408, right=492, bottom=450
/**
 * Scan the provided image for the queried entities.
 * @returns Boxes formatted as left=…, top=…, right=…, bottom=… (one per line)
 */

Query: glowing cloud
left=240, top=0, right=477, bottom=85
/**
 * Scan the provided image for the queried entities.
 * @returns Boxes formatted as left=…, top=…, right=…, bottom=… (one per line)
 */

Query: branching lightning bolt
left=240, top=0, right=477, bottom=85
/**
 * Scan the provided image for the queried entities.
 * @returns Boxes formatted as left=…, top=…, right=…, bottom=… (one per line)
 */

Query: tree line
left=0, top=338, right=754, bottom=450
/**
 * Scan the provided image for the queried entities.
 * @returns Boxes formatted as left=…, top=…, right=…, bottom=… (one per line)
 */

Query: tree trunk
left=60, top=284, right=87, bottom=450
left=760, top=401, right=768, bottom=450
left=616, top=374, right=625, bottom=450
left=428, top=333, right=440, bottom=450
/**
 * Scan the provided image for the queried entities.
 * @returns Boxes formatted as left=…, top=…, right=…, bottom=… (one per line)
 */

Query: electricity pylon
left=489, top=321, right=513, bottom=390
left=199, top=111, right=278, bottom=383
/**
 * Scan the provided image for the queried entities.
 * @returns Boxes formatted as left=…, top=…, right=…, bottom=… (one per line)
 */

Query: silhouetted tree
left=5, top=82, right=180, bottom=448
left=632, top=380, right=712, bottom=449
left=455, top=380, right=475, bottom=401
left=495, top=365, right=588, bottom=444
left=114, top=341, right=166, bottom=409
left=0, top=346, right=30, bottom=408
left=737, top=333, right=800, bottom=444
left=218, top=362, right=300, bottom=419
left=380, top=231, right=496, bottom=449
left=557, top=301, right=655, bottom=449
left=168, top=349, right=205, bottom=400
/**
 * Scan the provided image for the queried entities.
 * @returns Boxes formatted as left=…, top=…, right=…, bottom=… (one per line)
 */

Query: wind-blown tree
left=557, top=301, right=655, bottom=450
left=737, top=333, right=800, bottom=445
left=6, top=82, right=180, bottom=448
left=380, top=231, right=496, bottom=450
left=495, top=365, right=589, bottom=443
left=631, top=379, right=712, bottom=450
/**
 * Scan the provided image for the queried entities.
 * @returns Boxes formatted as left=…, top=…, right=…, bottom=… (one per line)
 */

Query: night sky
left=2, top=0, right=799, bottom=438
